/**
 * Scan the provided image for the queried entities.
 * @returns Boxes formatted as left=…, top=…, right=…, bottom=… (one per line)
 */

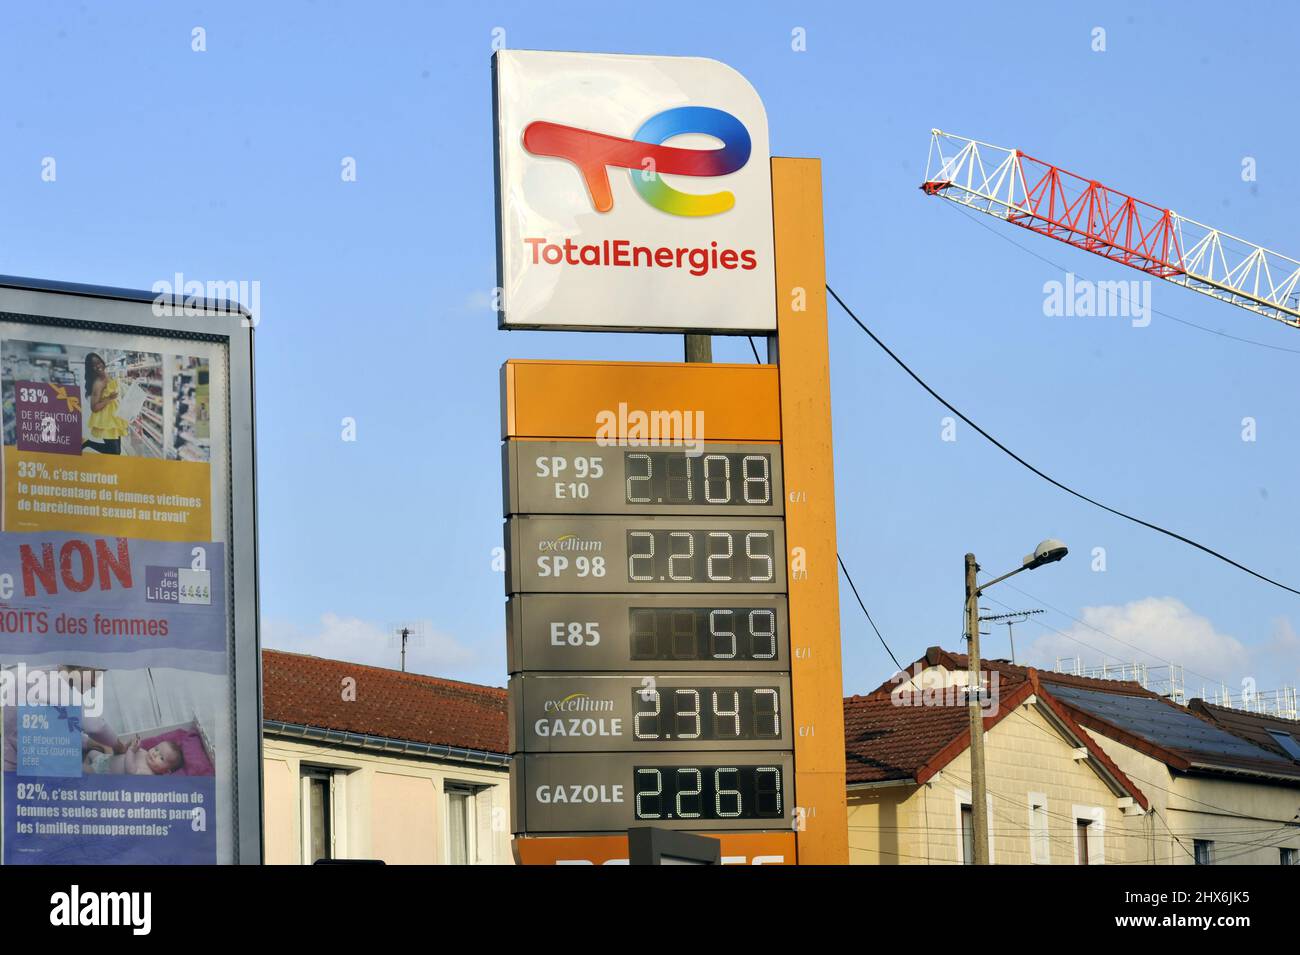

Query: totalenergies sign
left=493, top=50, right=776, bottom=332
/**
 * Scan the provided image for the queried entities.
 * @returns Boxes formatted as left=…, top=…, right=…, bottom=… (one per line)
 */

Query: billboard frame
left=0, top=274, right=262, bottom=866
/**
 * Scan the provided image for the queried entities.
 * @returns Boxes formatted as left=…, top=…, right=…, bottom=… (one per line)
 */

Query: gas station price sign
left=504, top=440, right=783, bottom=515
left=506, top=594, right=789, bottom=672
left=512, top=752, right=795, bottom=833
left=506, top=516, right=787, bottom=593
left=510, top=674, right=793, bottom=752
left=501, top=359, right=797, bottom=844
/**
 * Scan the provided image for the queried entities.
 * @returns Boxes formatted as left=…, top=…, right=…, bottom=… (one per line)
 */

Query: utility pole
left=960, top=539, right=1068, bottom=866
left=399, top=627, right=410, bottom=673
left=964, top=552, right=989, bottom=865
left=684, top=334, right=712, bottom=363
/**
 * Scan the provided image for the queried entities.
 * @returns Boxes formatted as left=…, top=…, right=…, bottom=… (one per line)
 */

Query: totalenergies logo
left=522, top=106, right=751, bottom=217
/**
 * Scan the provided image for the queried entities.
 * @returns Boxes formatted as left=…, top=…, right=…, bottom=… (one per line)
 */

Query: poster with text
left=0, top=531, right=227, bottom=864
left=2, top=338, right=217, bottom=542
left=0, top=320, right=234, bottom=865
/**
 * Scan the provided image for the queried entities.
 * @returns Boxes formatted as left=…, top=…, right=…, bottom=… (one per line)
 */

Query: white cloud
left=261, top=613, right=494, bottom=684
left=1025, top=596, right=1251, bottom=689
left=1252, top=617, right=1300, bottom=693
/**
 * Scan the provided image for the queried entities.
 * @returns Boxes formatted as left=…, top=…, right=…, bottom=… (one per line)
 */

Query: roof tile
left=262, top=650, right=508, bottom=755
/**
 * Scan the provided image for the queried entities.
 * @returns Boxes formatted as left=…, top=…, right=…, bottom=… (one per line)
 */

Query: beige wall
left=262, top=736, right=512, bottom=865
left=849, top=698, right=1145, bottom=864
left=1088, top=731, right=1300, bottom=865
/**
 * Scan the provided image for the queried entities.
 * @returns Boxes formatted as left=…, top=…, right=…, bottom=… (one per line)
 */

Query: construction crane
left=920, top=130, right=1300, bottom=328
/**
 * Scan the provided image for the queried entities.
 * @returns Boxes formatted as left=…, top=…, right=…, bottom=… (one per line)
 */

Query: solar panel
left=1048, top=684, right=1295, bottom=768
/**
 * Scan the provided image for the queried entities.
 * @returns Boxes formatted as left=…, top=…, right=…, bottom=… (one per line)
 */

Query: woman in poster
left=81, top=353, right=128, bottom=455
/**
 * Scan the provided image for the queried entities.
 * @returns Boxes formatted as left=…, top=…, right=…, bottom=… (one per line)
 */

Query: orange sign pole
left=773, top=157, right=849, bottom=864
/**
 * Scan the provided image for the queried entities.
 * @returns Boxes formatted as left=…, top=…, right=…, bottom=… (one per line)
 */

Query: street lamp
left=964, top=539, right=1067, bottom=865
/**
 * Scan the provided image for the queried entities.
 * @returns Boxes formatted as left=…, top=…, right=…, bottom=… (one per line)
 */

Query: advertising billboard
left=0, top=277, right=259, bottom=865
left=493, top=49, right=776, bottom=333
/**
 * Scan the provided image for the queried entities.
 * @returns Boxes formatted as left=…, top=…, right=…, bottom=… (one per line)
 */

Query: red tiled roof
left=843, top=675, right=1036, bottom=785
left=844, top=654, right=1149, bottom=808
left=891, top=647, right=1300, bottom=784
left=261, top=650, right=508, bottom=755
left=844, top=689, right=976, bottom=785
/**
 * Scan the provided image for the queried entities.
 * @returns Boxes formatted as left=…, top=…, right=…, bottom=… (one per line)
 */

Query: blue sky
left=3, top=1, right=1297, bottom=699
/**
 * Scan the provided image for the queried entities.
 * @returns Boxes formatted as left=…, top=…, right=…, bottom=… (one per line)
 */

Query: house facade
left=847, top=647, right=1300, bottom=865
left=846, top=655, right=1148, bottom=864
left=260, top=650, right=512, bottom=865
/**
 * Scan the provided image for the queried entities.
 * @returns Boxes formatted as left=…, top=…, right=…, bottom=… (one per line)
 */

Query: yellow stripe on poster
left=4, top=450, right=212, bottom=542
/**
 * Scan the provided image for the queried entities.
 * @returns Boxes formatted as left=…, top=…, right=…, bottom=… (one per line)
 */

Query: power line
left=998, top=581, right=1231, bottom=690
left=980, top=590, right=1223, bottom=693
left=825, top=282, right=1300, bottom=598
left=740, top=334, right=905, bottom=672
left=839, top=553, right=904, bottom=672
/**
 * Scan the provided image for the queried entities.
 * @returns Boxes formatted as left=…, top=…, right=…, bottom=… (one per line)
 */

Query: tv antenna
left=978, top=609, right=1044, bottom=665
left=387, top=621, right=428, bottom=673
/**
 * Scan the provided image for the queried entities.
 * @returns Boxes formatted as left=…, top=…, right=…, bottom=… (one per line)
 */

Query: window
left=1266, top=730, right=1300, bottom=761
left=1281, top=848, right=1298, bottom=866
left=1028, top=794, right=1050, bottom=864
left=1194, top=839, right=1215, bottom=865
left=955, top=790, right=993, bottom=863
left=1076, top=820, right=1091, bottom=865
left=446, top=783, right=480, bottom=865
left=302, top=768, right=334, bottom=864
left=960, top=804, right=974, bottom=866
left=1072, top=805, right=1105, bottom=865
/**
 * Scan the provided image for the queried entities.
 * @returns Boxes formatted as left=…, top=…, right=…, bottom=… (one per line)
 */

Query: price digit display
left=632, top=765, right=784, bottom=820
left=625, top=529, right=777, bottom=584
left=630, top=686, right=782, bottom=741
left=629, top=606, right=778, bottom=661
left=624, top=451, right=774, bottom=507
